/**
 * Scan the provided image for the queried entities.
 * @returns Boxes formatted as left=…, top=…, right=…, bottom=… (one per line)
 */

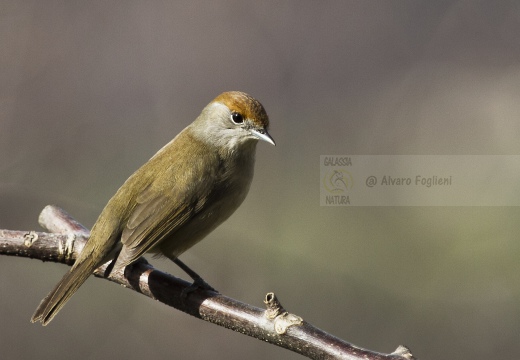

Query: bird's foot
left=181, top=276, right=218, bottom=298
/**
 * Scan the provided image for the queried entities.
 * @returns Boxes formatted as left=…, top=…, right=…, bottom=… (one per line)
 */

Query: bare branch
left=0, top=205, right=415, bottom=360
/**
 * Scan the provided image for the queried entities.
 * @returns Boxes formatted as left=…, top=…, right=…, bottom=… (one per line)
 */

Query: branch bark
left=0, top=205, right=415, bottom=360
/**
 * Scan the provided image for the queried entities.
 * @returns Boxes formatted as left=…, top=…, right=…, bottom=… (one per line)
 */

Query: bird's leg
left=172, top=258, right=217, bottom=294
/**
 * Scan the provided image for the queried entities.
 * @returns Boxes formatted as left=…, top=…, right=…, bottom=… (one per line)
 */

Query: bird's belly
left=151, top=183, right=249, bottom=259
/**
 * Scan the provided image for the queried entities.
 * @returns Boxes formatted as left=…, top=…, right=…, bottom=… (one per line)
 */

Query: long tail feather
left=31, top=256, right=98, bottom=326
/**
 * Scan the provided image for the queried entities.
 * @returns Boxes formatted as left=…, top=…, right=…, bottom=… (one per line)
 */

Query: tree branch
left=0, top=205, right=415, bottom=360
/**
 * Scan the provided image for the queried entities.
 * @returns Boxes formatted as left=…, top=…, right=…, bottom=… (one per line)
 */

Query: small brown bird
left=32, top=91, right=275, bottom=325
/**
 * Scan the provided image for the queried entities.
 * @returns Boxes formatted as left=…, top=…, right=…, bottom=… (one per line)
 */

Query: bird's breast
left=154, top=150, right=256, bottom=258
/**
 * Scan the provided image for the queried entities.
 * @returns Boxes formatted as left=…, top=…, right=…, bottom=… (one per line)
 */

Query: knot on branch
left=264, top=292, right=303, bottom=334
left=23, top=231, right=38, bottom=247
left=391, top=345, right=415, bottom=360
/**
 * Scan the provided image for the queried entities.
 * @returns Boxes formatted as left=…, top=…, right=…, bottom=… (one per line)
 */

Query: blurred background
left=2, top=1, right=520, bottom=359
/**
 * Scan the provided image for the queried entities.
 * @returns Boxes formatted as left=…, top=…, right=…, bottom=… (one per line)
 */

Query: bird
left=31, top=91, right=275, bottom=325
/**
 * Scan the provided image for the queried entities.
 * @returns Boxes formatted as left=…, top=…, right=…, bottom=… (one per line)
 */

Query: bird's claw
left=181, top=277, right=218, bottom=298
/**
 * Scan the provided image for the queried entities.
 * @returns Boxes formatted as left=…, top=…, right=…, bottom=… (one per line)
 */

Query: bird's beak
left=251, top=128, right=276, bottom=146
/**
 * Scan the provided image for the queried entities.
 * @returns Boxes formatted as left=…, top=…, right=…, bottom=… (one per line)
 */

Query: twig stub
left=264, top=292, right=303, bottom=335
left=23, top=231, right=38, bottom=247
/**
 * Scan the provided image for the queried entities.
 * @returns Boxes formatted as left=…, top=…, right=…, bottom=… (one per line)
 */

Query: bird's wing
left=116, top=170, right=211, bottom=268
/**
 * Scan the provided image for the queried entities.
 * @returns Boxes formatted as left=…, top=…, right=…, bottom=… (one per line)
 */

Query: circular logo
left=323, top=169, right=353, bottom=193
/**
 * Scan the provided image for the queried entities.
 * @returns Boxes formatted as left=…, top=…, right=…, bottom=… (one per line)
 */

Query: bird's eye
left=231, top=112, right=244, bottom=124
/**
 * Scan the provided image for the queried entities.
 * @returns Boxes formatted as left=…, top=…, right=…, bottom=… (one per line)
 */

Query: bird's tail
left=31, top=252, right=99, bottom=326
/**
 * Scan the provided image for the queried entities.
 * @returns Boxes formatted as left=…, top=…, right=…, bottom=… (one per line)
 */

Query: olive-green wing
left=114, top=130, right=218, bottom=268
left=116, top=180, right=209, bottom=268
